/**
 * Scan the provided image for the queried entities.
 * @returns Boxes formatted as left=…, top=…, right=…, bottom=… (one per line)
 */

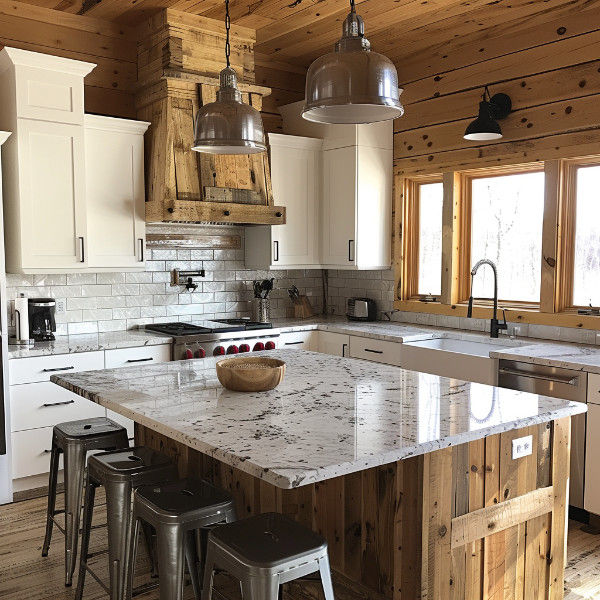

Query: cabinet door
left=86, top=125, right=146, bottom=269
left=585, top=403, right=600, bottom=515
left=17, top=119, right=86, bottom=270
left=322, top=147, right=357, bottom=266
left=317, top=331, right=350, bottom=357
left=270, top=140, right=320, bottom=267
left=356, top=145, right=392, bottom=269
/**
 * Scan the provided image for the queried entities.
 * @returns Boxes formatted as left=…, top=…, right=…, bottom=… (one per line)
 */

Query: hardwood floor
left=1, top=493, right=600, bottom=599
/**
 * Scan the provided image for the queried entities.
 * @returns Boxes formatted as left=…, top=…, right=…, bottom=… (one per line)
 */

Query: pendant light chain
left=225, top=0, right=231, bottom=68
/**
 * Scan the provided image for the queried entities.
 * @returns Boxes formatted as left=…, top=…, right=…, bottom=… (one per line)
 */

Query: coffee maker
left=28, top=298, right=56, bottom=341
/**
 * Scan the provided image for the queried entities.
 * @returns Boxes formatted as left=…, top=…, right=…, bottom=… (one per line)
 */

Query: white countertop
left=52, top=350, right=586, bottom=489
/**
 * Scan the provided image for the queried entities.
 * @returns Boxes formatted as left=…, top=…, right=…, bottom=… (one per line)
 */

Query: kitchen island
left=52, top=350, right=586, bottom=600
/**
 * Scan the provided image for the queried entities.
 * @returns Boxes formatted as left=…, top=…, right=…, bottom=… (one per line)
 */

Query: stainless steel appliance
left=346, top=297, right=377, bottom=321
left=498, top=359, right=587, bottom=509
left=145, top=319, right=281, bottom=362
left=28, top=297, right=56, bottom=341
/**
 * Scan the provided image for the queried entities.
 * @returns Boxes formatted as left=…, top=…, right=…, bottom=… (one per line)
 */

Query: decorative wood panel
left=136, top=417, right=571, bottom=600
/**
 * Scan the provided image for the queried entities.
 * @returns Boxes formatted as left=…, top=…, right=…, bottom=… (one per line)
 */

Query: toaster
left=346, top=297, right=377, bottom=321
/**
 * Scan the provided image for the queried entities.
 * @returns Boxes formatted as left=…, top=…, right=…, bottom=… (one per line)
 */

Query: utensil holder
left=252, top=298, right=271, bottom=323
left=286, top=295, right=314, bottom=319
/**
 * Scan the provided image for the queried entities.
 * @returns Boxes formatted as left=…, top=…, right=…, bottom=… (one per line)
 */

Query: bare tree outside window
left=417, top=182, right=443, bottom=296
left=470, top=172, right=544, bottom=302
left=573, top=165, right=600, bottom=307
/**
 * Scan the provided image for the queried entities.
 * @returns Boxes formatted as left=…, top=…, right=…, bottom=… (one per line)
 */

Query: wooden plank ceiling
left=18, top=0, right=599, bottom=80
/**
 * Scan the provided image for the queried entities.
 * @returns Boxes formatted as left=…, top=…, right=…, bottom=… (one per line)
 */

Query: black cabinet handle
left=42, top=400, right=75, bottom=408
left=275, top=211, right=282, bottom=217
left=364, top=348, right=384, bottom=354
left=224, top=210, right=231, bottom=216
left=138, top=238, right=144, bottom=262
left=342, top=343, right=348, bottom=357
left=348, top=240, right=355, bottom=262
left=78, top=237, right=85, bottom=263
left=42, top=366, right=75, bottom=372
left=273, top=240, right=279, bottom=262
left=126, top=357, right=154, bottom=363
left=284, top=341, right=304, bottom=345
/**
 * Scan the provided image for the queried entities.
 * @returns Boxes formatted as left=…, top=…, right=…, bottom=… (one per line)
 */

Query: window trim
left=458, top=163, right=545, bottom=307
left=400, top=174, right=443, bottom=301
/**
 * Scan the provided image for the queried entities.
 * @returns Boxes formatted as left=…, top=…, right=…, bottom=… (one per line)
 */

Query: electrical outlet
left=55, top=299, right=66, bottom=314
left=512, top=435, right=533, bottom=460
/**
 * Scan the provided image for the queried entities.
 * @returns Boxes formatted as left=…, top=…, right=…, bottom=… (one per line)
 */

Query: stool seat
left=88, top=446, right=175, bottom=484
left=54, top=416, right=126, bottom=443
left=136, top=478, right=236, bottom=523
left=211, top=513, right=327, bottom=569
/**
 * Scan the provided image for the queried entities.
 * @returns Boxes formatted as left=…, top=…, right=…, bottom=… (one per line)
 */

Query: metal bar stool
left=201, top=512, right=335, bottom=600
left=42, top=417, right=130, bottom=586
left=128, top=478, right=237, bottom=600
left=76, top=446, right=178, bottom=600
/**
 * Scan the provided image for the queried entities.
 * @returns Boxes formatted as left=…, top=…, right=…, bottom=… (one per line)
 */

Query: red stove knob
left=213, top=346, right=225, bottom=356
left=226, top=345, right=239, bottom=355
left=239, top=343, right=250, bottom=353
left=184, top=348, right=194, bottom=360
left=265, top=341, right=276, bottom=350
left=194, top=347, right=206, bottom=359
left=253, top=342, right=265, bottom=351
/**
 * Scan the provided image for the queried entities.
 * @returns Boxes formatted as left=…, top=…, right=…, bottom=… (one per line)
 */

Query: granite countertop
left=52, top=349, right=586, bottom=489
left=7, top=329, right=172, bottom=359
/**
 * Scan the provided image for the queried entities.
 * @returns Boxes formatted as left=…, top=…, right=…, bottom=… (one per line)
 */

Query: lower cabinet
left=279, top=331, right=317, bottom=352
left=349, top=336, right=402, bottom=366
left=317, top=331, right=350, bottom=357
left=584, top=374, right=600, bottom=515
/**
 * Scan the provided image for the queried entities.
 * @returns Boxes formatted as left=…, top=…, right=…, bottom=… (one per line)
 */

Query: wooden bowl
left=216, top=357, right=286, bottom=392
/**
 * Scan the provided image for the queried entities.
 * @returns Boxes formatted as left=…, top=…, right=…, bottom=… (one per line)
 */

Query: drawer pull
left=43, top=449, right=52, bottom=454
left=126, top=357, right=154, bottom=363
left=498, top=368, right=578, bottom=386
left=42, top=366, right=75, bottom=372
left=285, top=341, right=305, bottom=345
left=42, top=400, right=75, bottom=408
left=364, top=349, right=384, bottom=354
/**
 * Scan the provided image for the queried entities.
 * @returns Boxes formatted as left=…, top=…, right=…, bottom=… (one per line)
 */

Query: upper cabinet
left=246, top=134, right=322, bottom=269
left=0, top=47, right=149, bottom=274
left=84, top=115, right=149, bottom=270
left=247, top=103, right=393, bottom=271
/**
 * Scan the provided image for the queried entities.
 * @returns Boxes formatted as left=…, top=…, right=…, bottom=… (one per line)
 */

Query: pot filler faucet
left=467, top=259, right=508, bottom=338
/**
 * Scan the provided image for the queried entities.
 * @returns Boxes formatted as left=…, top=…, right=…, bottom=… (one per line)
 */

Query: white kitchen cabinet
left=585, top=374, right=600, bottom=515
left=321, top=144, right=392, bottom=270
left=317, top=331, right=350, bottom=357
left=245, top=134, right=322, bottom=269
left=349, top=336, right=402, bottom=367
left=85, top=115, right=149, bottom=270
left=279, top=330, right=317, bottom=352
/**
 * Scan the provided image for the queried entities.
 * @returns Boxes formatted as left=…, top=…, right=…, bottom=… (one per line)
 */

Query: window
left=572, top=165, right=600, bottom=307
left=467, top=170, right=545, bottom=303
left=401, top=177, right=443, bottom=300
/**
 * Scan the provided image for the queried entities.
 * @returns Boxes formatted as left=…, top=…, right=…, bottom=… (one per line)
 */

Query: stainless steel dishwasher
left=498, top=359, right=587, bottom=509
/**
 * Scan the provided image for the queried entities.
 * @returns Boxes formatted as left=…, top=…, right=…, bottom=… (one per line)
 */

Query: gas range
left=144, top=320, right=280, bottom=361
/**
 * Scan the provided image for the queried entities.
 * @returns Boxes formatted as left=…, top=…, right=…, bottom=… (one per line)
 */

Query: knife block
left=287, top=295, right=314, bottom=319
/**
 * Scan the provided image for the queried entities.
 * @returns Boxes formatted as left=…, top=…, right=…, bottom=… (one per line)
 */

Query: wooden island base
left=136, top=417, right=571, bottom=600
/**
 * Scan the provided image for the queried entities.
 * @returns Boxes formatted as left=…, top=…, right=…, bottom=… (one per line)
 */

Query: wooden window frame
left=400, top=174, right=443, bottom=301
left=557, top=156, right=600, bottom=312
left=457, top=163, right=545, bottom=309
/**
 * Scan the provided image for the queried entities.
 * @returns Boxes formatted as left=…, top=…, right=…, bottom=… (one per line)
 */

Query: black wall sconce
left=464, top=86, right=512, bottom=141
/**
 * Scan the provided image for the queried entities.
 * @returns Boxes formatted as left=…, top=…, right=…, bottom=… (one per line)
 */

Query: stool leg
left=125, top=516, right=142, bottom=600
left=156, top=524, right=185, bottom=600
left=75, top=479, right=97, bottom=600
left=63, top=443, right=87, bottom=586
left=41, top=444, right=60, bottom=557
left=184, top=530, right=202, bottom=600
left=141, top=522, right=159, bottom=578
left=241, top=577, right=279, bottom=600
left=318, top=555, right=335, bottom=600
left=105, top=479, right=133, bottom=600
left=200, top=542, right=216, bottom=600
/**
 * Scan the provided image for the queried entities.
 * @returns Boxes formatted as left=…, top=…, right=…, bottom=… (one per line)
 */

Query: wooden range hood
left=135, top=10, right=286, bottom=226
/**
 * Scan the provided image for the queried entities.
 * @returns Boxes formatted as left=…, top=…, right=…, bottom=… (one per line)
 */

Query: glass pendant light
left=192, top=0, right=266, bottom=154
left=464, top=86, right=512, bottom=141
left=302, top=0, right=404, bottom=124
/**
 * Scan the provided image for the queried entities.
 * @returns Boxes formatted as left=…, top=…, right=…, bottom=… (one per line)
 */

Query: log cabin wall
left=0, top=0, right=137, bottom=119
left=394, top=4, right=600, bottom=176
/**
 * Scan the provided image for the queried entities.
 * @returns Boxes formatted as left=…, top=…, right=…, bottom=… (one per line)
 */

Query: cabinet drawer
left=10, top=381, right=105, bottom=432
left=588, top=373, right=600, bottom=405
left=349, top=336, right=402, bottom=366
left=9, top=351, right=105, bottom=385
left=280, top=331, right=316, bottom=352
left=12, top=426, right=61, bottom=479
left=104, top=344, right=171, bottom=369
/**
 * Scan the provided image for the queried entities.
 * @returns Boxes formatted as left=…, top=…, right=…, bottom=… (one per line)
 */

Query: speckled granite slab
left=491, top=344, right=600, bottom=375
left=8, top=330, right=172, bottom=359
left=52, top=349, right=586, bottom=489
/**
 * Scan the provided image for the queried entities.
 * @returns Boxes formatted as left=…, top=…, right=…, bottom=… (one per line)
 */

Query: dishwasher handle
left=498, top=367, right=579, bottom=386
